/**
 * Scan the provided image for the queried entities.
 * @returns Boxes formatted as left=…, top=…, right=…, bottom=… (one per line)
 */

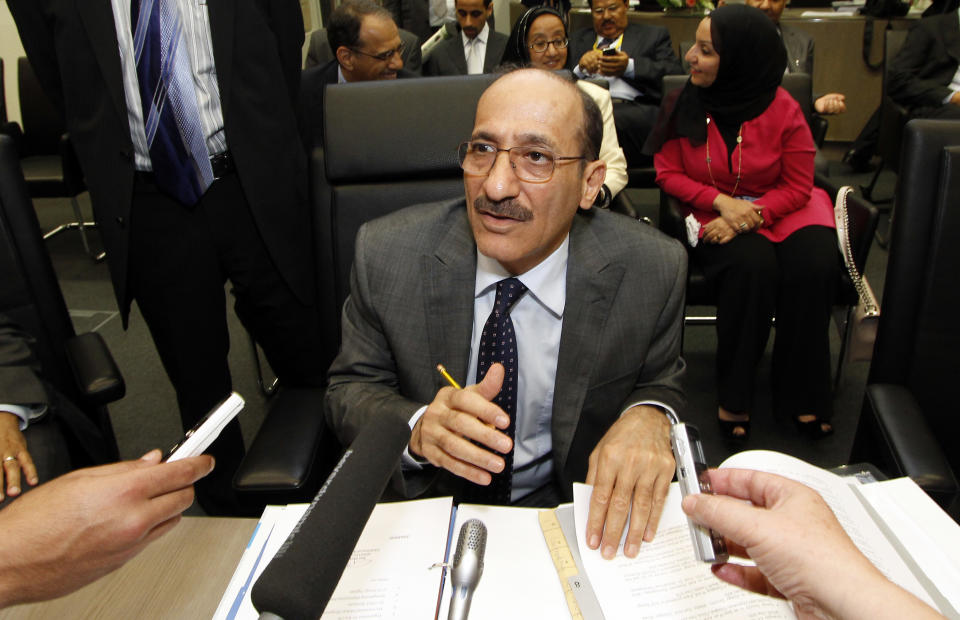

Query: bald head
left=480, top=69, right=602, bottom=163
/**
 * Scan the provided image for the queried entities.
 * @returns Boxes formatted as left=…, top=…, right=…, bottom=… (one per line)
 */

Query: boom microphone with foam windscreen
left=448, top=518, right=487, bottom=620
left=250, top=415, right=411, bottom=620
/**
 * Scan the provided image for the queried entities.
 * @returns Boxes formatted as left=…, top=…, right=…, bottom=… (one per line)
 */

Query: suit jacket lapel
left=551, top=214, right=624, bottom=473
left=422, top=207, right=477, bottom=389
left=452, top=37, right=469, bottom=75
left=77, top=2, right=127, bottom=123
left=207, top=0, right=235, bottom=117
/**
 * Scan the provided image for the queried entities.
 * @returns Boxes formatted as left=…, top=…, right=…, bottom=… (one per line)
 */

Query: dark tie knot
left=494, top=278, right=527, bottom=315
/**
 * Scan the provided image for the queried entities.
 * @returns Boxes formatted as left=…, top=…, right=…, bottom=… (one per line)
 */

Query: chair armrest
left=658, top=191, right=687, bottom=244
left=609, top=187, right=638, bottom=219
left=234, top=387, right=326, bottom=495
left=0, top=122, right=23, bottom=152
left=853, top=384, right=959, bottom=508
left=64, top=332, right=125, bottom=405
left=810, top=115, right=828, bottom=148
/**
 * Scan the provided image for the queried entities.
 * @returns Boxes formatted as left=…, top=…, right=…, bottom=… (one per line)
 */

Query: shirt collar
left=337, top=65, right=347, bottom=84
left=462, top=23, right=490, bottom=47
left=475, top=235, right=568, bottom=319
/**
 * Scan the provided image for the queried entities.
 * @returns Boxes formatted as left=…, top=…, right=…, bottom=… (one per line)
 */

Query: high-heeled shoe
left=795, top=416, right=833, bottom=439
left=717, top=416, right=750, bottom=441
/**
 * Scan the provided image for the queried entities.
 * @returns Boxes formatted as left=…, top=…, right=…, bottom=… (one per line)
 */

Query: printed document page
left=437, top=504, right=570, bottom=620
left=720, top=450, right=938, bottom=611
left=857, top=477, right=960, bottom=617
left=215, top=497, right=453, bottom=620
left=573, top=483, right=794, bottom=619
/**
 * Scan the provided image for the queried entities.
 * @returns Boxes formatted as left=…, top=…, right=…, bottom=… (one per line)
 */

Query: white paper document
left=214, top=497, right=453, bottom=620
left=437, top=504, right=570, bottom=620
left=573, top=483, right=794, bottom=619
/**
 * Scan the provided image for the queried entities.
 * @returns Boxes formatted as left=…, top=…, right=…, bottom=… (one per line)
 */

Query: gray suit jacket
left=0, top=315, right=47, bottom=408
left=423, top=30, right=509, bottom=76
left=325, top=200, right=687, bottom=501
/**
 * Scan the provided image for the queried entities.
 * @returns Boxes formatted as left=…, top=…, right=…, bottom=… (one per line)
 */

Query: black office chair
left=233, top=75, right=497, bottom=502
left=850, top=120, right=960, bottom=521
left=862, top=29, right=909, bottom=204
left=0, top=58, right=99, bottom=260
left=0, top=134, right=123, bottom=468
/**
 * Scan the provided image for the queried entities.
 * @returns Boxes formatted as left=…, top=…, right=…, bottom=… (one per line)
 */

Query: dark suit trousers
left=127, top=173, right=324, bottom=516
left=613, top=100, right=659, bottom=166
left=693, top=225, right=838, bottom=419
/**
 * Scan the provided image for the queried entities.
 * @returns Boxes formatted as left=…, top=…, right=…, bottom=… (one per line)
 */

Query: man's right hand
left=409, top=363, right=512, bottom=486
left=578, top=50, right=603, bottom=75
left=0, top=450, right=214, bottom=608
left=950, top=91, right=960, bottom=106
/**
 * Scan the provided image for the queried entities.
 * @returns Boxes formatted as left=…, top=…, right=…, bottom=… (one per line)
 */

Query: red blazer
left=654, top=88, right=834, bottom=243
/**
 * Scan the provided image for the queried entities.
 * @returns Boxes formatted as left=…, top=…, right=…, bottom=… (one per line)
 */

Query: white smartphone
left=671, top=423, right=729, bottom=563
left=163, top=392, right=245, bottom=462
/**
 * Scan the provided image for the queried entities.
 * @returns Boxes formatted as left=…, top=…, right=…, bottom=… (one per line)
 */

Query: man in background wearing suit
left=569, top=0, right=682, bottom=165
left=888, top=8, right=960, bottom=120
left=301, top=0, right=418, bottom=150
left=743, top=0, right=846, bottom=115
left=304, top=24, right=423, bottom=75
left=326, top=68, right=686, bottom=560
left=8, top=0, right=325, bottom=516
left=423, top=0, right=508, bottom=75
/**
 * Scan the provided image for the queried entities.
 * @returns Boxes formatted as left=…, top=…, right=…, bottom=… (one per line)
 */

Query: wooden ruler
left=538, top=509, right=583, bottom=620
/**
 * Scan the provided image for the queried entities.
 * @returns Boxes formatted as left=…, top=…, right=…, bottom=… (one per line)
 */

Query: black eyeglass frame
left=528, top=38, right=569, bottom=53
left=348, top=40, right=406, bottom=62
left=457, top=141, right=586, bottom=183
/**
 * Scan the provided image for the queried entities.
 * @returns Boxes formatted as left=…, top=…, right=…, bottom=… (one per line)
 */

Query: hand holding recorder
left=681, top=469, right=943, bottom=620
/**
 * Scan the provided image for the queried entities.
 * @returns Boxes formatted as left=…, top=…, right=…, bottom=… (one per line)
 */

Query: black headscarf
left=645, top=5, right=786, bottom=157
left=502, top=6, right=571, bottom=68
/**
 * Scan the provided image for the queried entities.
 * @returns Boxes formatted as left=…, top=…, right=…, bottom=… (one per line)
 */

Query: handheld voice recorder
left=670, top=423, right=729, bottom=563
left=163, top=392, right=245, bottom=462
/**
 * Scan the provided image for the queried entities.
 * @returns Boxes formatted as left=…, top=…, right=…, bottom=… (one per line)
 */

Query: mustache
left=474, top=196, right=533, bottom=221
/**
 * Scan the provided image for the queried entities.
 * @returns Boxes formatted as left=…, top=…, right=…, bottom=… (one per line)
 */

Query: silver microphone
left=448, top=519, right=487, bottom=620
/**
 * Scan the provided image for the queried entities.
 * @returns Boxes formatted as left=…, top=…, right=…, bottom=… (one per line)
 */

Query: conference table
left=0, top=517, right=257, bottom=620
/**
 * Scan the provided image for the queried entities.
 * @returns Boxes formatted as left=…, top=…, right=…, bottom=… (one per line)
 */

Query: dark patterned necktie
left=598, top=37, right=616, bottom=50
left=474, top=277, right=527, bottom=505
left=131, top=0, right=213, bottom=205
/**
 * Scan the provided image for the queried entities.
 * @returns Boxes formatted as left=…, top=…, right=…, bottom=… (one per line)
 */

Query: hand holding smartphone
left=163, top=392, right=245, bottom=462
left=670, top=423, right=729, bottom=563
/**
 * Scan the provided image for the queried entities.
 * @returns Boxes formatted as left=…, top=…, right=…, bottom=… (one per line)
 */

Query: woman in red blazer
left=652, top=5, right=838, bottom=440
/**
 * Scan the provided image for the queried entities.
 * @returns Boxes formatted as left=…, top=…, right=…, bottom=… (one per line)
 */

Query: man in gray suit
left=326, top=69, right=686, bottom=560
left=304, top=25, right=423, bottom=75
left=423, top=0, right=508, bottom=75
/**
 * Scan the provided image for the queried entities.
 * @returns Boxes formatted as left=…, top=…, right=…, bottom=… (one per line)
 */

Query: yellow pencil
left=436, top=363, right=462, bottom=389
left=436, top=363, right=496, bottom=430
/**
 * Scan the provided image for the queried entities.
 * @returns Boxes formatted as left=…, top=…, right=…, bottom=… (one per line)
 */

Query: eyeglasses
left=458, top=141, right=585, bottom=183
left=528, top=38, right=569, bottom=53
left=349, top=41, right=406, bottom=62
left=591, top=2, right=625, bottom=15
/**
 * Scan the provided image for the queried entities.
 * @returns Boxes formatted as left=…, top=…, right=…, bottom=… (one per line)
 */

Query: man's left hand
left=585, top=405, right=673, bottom=559
left=598, top=51, right=629, bottom=77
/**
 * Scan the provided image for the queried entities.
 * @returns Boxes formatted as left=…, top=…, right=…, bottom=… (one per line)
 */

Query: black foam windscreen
left=251, top=415, right=411, bottom=619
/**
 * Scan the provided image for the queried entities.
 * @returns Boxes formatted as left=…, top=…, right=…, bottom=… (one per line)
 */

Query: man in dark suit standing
left=8, top=0, right=325, bottom=515
left=889, top=9, right=960, bottom=119
left=569, top=0, right=681, bottom=165
left=301, top=0, right=418, bottom=151
left=326, top=69, right=686, bottom=560
left=423, top=0, right=508, bottom=75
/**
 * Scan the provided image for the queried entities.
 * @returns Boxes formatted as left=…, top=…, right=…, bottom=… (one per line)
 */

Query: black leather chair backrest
left=17, top=57, right=63, bottom=157
left=315, top=74, right=498, bottom=368
left=871, top=119, right=960, bottom=387
left=0, top=134, right=78, bottom=398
